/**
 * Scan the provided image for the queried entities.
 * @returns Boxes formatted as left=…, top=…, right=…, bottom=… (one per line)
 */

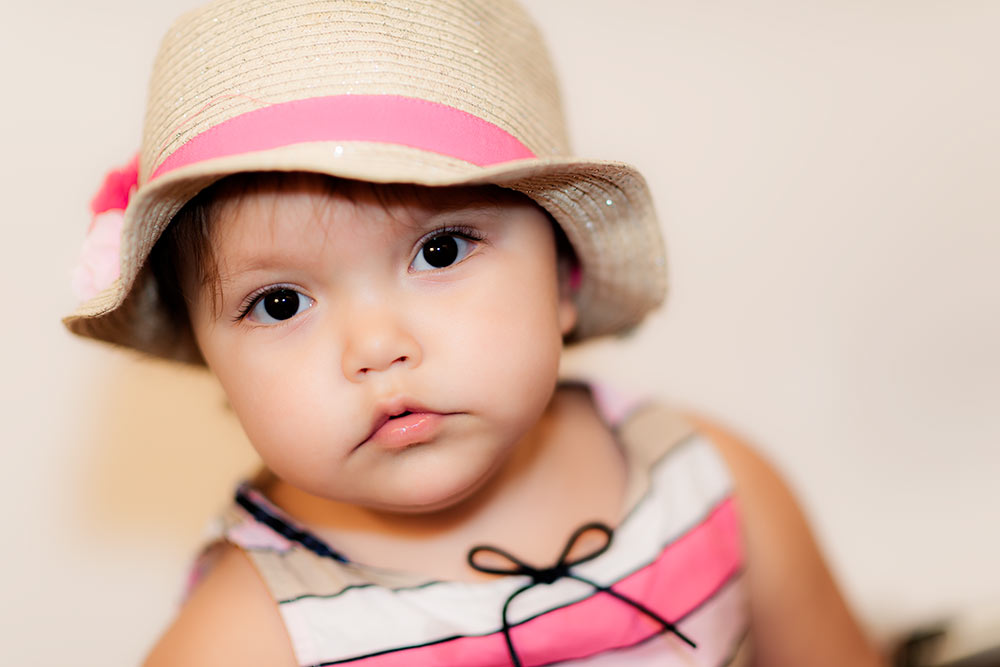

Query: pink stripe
left=342, top=499, right=742, bottom=666
left=559, top=574, right=748, bottom=666
left=149, top=95, right=536, bottom=180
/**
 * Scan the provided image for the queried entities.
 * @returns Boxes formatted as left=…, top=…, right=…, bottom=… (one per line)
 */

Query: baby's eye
left=411, top=233, right=476, bottom=271
left=246, top=288, right=314, bottom=324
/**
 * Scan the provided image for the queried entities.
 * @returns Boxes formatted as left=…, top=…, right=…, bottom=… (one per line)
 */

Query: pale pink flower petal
left=71, top=210, right=125, bottom=302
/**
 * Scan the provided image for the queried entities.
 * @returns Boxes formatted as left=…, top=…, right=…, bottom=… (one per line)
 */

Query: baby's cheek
left=451, top=278, right=562, bottom=413
left=222, top=346, right=336, bottom=460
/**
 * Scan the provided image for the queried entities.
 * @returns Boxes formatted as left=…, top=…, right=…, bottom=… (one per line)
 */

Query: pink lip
left=365, top=411, right=444, bottom=449
left=357, top=399, right=452, bottom=451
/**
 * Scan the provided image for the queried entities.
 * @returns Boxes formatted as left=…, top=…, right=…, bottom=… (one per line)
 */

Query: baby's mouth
left=360, top=409, right=446, bottom=450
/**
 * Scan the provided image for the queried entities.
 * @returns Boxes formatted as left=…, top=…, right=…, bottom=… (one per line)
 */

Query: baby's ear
left=551, top=221, right=580, bottom=336
left=558, top=293, right=578, bottom=336
left=556, top=258, right=579, bottom=335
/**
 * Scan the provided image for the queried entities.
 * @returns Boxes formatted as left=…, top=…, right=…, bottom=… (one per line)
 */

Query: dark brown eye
left=263, top=290, right=299, bottom=320
left=422, top=235, right=459, bottom=268
left=412, top=234, right=475, bottom=271
left=248, top=288, right=313, bottom=323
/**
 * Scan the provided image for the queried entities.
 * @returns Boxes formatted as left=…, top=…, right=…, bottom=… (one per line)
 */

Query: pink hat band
left=151, top=94, right=537, bottom=182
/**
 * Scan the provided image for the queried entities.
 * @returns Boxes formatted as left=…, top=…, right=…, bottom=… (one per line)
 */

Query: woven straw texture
left=64, top=0, right=667, bottom=363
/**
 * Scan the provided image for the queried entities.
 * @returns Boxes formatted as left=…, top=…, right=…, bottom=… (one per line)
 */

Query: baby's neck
left=264, top=384, right=627, bottom=582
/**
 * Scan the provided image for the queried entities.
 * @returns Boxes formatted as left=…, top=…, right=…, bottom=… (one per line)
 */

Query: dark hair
left=148, top=173, right=579, bottom=358
left=147, top=179, right=222, bottom=362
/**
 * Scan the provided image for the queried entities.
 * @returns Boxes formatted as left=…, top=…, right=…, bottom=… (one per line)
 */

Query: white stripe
left=576, top=435, right=734, bottom=585
left=282, top=435, right=734, bottom=666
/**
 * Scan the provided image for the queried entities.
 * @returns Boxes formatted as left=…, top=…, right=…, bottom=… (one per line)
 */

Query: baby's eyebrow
left=419, top=202, right=506, bottom=227
left=217, top=253, right=300, bottom=284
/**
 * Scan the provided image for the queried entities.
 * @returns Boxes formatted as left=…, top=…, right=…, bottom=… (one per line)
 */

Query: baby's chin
left=364, top=491, right=479, bottom=516
left=354, top=457, right=506, bottom=517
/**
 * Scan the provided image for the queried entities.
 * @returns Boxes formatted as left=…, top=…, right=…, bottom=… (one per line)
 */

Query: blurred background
left=2, top=1, right=998, bottom=664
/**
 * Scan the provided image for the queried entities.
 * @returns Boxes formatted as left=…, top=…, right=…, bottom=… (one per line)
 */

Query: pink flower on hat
left=71, top=154, right=139, bottom=302
left=89, top=154, right=139, bottom=215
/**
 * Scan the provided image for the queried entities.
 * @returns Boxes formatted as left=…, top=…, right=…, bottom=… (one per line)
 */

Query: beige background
left=3, top=1, right=998, bottom=664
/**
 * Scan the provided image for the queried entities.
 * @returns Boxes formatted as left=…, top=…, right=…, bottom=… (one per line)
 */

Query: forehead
left=210, top=174, right=527, bottom=241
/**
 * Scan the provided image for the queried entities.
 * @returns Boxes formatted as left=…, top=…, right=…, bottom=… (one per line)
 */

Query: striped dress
left=199, top=395, right=751, bottom=666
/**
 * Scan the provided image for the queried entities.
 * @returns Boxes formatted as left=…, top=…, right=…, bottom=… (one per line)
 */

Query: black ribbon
left=467, top=522, right=696, bottom=667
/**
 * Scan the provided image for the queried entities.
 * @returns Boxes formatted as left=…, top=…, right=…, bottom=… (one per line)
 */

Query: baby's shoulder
left=143, top=544, right=297, bottom=667
left=683, top=414, right=885, bottom=667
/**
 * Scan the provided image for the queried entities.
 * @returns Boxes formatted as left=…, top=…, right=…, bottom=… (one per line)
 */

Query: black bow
left=467, top=522, right=696, bottom=667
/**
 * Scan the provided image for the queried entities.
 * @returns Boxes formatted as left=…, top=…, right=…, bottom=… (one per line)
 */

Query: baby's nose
left=340, top=307, right=422, bottom=381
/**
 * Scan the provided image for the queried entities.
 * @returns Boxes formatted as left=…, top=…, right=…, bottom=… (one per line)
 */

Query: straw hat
left=64, top=0, right=667, bottom=363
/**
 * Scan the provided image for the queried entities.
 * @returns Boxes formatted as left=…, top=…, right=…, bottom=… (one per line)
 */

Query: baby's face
left=188, top=177, right=576, bottom=513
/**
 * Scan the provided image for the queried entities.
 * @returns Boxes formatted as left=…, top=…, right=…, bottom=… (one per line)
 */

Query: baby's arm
left=690, top=416, right=886, bottom=667
left=143, top=546, right=297, bottom=666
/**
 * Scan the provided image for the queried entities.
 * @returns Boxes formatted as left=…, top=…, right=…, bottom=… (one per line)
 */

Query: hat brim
left=64, top=141, right=666, bottom=363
